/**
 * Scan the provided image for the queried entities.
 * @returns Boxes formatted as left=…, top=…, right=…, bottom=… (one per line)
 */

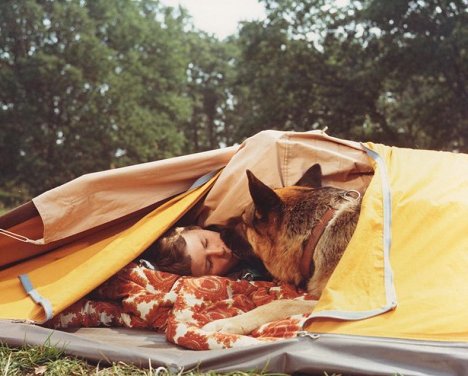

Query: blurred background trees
left=233, top=0, right=467, bottom=148
left=1, top=0, right=466, bottom=207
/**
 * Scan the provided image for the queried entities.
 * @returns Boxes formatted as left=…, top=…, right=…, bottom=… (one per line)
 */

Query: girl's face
left=181, top=229, right=239, bottom=276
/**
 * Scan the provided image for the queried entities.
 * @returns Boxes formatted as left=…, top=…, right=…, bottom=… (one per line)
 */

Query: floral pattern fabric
left=46, top=263, right=315, bottom=350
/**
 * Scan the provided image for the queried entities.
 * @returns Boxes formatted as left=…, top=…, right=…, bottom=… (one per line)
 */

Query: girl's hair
left=145, top=225, right=201, bottom=275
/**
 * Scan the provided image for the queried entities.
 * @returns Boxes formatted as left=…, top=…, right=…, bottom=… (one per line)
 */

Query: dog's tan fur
left=203, top=164, right=362, bottom=334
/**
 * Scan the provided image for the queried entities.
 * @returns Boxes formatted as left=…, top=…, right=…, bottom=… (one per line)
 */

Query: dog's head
left=242, top=164, right=322, bottom=238
left=241, top=164, right=351, bottom=263
left=239, top=164, right=362, bottom=288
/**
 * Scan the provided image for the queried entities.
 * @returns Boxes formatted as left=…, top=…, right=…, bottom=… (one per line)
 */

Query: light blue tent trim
left=189, top=169, right=220, bottom=190
left=363, top=144, right=397, bottom=308
left=18, top=274, right=53, bottom=322
left=306, top=144, right=397, bottom=322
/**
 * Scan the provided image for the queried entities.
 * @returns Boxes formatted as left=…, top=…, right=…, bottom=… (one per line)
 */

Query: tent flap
left=306, top=143, right=468, bottom=343
left=1, top=130, right=468, bottom=374
left=34, top=147, right=236, bottom=244
left=0, top=172, right=219, bottom=323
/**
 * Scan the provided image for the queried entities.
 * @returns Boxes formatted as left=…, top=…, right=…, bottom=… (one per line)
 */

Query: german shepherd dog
left=203, top=164, right=362, bottom=334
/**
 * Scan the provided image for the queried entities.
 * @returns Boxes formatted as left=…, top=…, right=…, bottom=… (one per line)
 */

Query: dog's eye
left=253, top=210, right=262, bottom=220
left=251, top=210, right=265, bottom=232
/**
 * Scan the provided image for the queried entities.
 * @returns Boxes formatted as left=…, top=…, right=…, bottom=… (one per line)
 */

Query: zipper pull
left=297, top=331, right=320, bottom=340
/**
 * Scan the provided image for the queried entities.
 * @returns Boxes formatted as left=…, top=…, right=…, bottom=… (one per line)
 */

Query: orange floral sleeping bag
left=47, top=262, right=315, bottom=350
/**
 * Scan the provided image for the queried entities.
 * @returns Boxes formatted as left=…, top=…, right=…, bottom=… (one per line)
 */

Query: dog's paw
left=202, top=318, right=249, bottom=335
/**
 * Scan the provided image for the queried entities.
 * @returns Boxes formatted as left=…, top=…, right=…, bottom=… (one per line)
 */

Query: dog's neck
left=300, top=207, right=336, bottom=280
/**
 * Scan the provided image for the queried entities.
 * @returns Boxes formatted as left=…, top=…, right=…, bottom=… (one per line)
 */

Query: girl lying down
left=45, top=226, right=316, bottom=350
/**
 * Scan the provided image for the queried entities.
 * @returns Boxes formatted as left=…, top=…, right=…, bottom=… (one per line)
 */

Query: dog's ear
left=295, top=164, right=322, bottom=188
left=246, top=170, right=282, bottom=216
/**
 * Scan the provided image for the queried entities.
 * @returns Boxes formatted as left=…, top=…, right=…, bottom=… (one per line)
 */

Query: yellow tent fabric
left=307, top=143, right=468, bottom=342
left=0, top=130, right=373, bottom=326
left=2, top=130, right=467, bottom=345
left=0, top=173, right=218, bottom=323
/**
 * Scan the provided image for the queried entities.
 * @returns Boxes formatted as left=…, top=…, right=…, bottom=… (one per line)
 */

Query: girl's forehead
left=186, top=228, right=218, bottom=239
left=182, top=231, right=203, bottom=253
left=182, top=232, right=206, bottom=276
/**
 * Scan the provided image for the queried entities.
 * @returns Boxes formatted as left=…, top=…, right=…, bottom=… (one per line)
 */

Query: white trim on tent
left=306, top=145, right=397, bottom=321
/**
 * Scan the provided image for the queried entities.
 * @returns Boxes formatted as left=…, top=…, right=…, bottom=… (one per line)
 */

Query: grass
left=0, top=341, right=294, bottom=376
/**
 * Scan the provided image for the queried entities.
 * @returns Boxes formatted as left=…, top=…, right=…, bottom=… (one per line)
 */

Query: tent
left=1, top=130, right=468, bottom=375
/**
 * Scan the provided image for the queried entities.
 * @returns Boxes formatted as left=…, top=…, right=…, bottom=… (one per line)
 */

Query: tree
left=232, top=0, right=467, bottom=150
left=182, top=32, right=239, bottom=153
left=357, top=0, right=468, bottom=150
left=0, top=0, right=190, bottom=206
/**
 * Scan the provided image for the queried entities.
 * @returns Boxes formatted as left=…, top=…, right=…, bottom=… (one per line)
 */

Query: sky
left=159, top=0, right=267, bottom=39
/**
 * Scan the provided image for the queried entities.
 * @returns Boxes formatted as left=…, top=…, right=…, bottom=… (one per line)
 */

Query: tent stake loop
left=297, top=331, right=320, bottom=340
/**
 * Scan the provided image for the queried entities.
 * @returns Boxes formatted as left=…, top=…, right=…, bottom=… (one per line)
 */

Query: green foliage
left=231, top=0, right=467, bottom=149
left=0, top=342, right=290, bottom=375
left=358, top=0, right=468, bottom=150
left=0, top=341, right=86, bottom=375
left=0, top=0, right=189, bottom=203
left=1, top=0, right=466, bottom=207
left=183, top=32, right=239, bottom=153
